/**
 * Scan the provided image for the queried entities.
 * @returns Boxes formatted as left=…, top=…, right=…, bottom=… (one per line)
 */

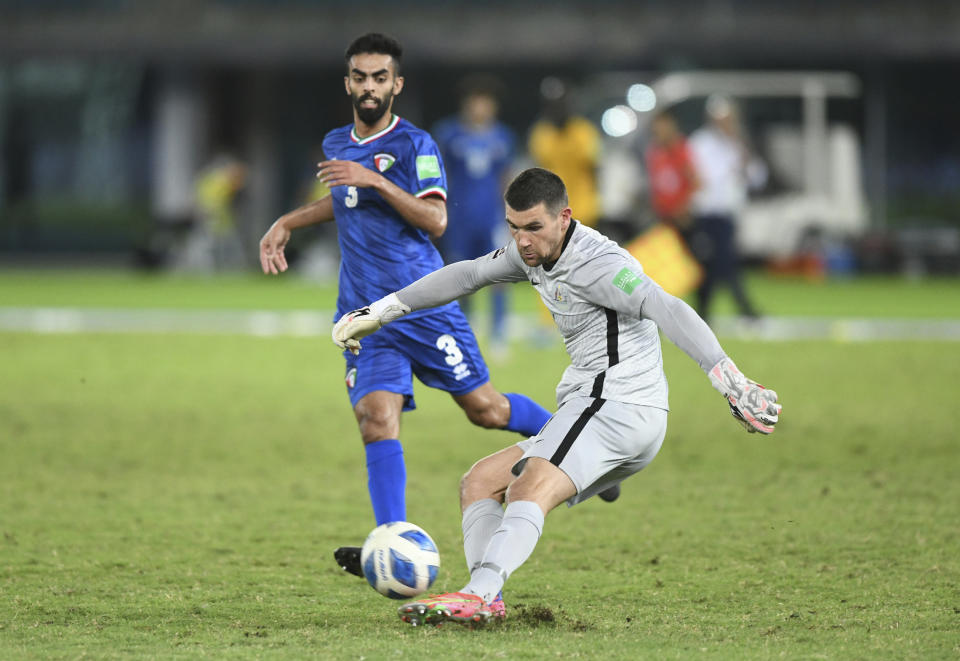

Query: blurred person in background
left=645, top=110, right=700, bottom=235
left=257, top=33, right=555, bottom=580
left=688, top=95, right=766, bottom=323
left=526, top=77, right=602, bottom=346
left=528, top=77, right=601, bottom=229
left=625, top=111, right=703, bottom=299
left=175, top=154, right=248, bottom=272
left=433, top=74, right=515, bottom=358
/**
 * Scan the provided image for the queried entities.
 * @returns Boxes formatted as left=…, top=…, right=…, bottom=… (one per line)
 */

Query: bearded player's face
left=345, top=53, right=403, bottom=126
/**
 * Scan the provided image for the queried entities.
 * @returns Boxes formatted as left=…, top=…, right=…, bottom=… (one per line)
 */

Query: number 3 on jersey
left=344, top=186, right=358, bottom=208
left=435, top=334, right=463, bottom=365
left=436, top=334, right=472, bottom=381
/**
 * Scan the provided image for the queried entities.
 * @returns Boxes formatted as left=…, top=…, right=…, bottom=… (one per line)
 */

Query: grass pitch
left=1, top=271, right=958, bottom=659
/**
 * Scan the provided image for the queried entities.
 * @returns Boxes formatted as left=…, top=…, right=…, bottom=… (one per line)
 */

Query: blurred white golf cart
left=591, top=70, right=869, bottom=261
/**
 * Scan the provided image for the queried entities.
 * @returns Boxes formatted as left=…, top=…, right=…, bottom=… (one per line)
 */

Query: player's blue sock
left=365, top=439, right=406, bottom=525
left=503, top=393, right=551, bottom=437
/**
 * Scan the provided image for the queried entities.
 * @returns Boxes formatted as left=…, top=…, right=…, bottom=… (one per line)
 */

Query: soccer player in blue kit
left=433, top=76, right=515, bottom=352
left=258, top=33, right=555, bottom=577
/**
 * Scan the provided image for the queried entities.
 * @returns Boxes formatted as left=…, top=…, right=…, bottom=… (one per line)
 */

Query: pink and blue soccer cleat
left=487, top=593, right=506, bottom=619
left=398, top=591, right=503, bottom=627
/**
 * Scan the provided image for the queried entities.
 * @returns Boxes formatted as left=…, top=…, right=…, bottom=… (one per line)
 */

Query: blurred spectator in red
left=627, top=111, right=703, bottom=299
left=645, top=110, right=699, bottom=232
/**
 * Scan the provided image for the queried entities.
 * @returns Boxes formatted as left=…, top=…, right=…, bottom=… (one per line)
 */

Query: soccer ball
left=360, top=521, right=440, bottom=599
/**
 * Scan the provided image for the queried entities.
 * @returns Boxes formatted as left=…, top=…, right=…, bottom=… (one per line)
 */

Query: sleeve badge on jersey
left=374, top=153, right=396, bottom=173
left=415, top=155, right=441, bottom=180
left=612, top=267, right=642, bottom=294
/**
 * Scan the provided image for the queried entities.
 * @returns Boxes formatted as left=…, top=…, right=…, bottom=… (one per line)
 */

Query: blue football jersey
left=433, top=117, right=514, bottom=233
left=322, top=114, right=449, bottom=317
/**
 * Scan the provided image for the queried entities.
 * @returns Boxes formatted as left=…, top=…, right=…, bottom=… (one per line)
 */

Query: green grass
left=2, top=267, right=959, bottom=318
left=1, top=323, right=958, bottom=658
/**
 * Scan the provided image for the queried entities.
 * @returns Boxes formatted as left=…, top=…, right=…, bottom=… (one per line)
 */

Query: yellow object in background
left=305, top=178, right=331, bottom=204
left=626, top=224, right=703, bottom=298
left=195, top=159, right=247, bottom=235
left=528, top=116, right=601, bottom=227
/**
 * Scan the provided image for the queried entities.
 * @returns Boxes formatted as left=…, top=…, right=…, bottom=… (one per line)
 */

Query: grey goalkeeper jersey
left=396, top=221, right=727, bottom=410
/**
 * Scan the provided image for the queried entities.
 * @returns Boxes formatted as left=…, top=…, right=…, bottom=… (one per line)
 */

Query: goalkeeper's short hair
left=505, top=168, right=569, bottom=216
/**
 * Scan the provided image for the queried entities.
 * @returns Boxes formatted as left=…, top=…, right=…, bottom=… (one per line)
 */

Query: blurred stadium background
left=1, top=0, right=959, bottom=281
left=3, top=3, right=960, bottom=658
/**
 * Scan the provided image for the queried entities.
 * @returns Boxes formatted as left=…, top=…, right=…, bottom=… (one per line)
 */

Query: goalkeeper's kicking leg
left=398, top=449, right=570, bottom=626
left=460, top=455, right=573, bottom=605
left=398, top=398, right=667, bottom=626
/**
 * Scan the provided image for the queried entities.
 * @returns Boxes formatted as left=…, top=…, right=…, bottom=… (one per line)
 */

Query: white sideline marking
left=709, top=316, right=960, bottom=341
left=0, top=307, right=332, bottom=337
left=1, top=307, right=960, bottom=341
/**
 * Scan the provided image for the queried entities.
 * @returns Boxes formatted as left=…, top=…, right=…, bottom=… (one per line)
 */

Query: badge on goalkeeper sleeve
left=707, top=357, right=781, bottom=434
left=331, top=293, right=411, bottom=355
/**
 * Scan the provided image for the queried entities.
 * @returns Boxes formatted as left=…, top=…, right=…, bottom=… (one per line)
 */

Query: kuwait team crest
left=374, top=153, right=396, bottom=173
left=345, top=367, right=357, bottom=389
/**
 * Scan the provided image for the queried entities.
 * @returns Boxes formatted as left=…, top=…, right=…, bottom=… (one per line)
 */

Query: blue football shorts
left=341, top=303, right=491, bottom=411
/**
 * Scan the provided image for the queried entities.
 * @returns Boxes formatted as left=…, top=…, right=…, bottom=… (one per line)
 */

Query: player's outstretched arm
left=259, top=196, right=334, bottom=275
left=332, top=246, right=526, bottom=354
left=639, top=284, right=781, bottom=434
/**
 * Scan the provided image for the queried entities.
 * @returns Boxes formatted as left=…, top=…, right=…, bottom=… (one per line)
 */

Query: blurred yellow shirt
left=195, top=162, right=246, bottom=235
left=528, top=116, right=601, bottom=226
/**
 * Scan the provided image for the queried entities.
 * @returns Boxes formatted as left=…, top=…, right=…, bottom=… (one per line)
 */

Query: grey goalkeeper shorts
left=513, top=396, right=668, bottom=507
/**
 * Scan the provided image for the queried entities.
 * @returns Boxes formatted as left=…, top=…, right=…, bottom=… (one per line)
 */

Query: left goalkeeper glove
left=708, top=357, right=781, bottom=434
left=332, top=293, right=410, bottom=355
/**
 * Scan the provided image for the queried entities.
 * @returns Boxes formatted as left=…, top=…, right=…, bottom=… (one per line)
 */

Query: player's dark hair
left=505, top=168, right=569, bottom=215
left=345, top=33, right=403, bottom=75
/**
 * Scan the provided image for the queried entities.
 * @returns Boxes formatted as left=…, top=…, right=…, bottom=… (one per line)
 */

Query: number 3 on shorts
left=435, top=334, right=464, bottom=366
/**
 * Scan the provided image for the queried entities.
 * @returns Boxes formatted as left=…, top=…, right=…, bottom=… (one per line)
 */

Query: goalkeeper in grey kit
left=333, top=167, right=782, bottom=626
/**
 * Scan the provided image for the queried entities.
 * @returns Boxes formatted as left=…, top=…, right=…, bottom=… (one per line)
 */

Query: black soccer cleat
left=334, top=545, right=364, bottom=577
left=598, top=484, right=621, bottom=503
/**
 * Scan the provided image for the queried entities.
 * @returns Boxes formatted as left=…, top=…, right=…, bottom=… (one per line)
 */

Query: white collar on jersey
left=350, top=114, right=401, bottom=145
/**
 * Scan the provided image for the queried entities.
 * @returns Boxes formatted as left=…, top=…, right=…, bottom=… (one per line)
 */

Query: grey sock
left=461, top=498, right=504, bottom=573
left=462, top=500, right=544, bottom=604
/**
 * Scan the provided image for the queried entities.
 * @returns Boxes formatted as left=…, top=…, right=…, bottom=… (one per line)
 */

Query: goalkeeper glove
left=332, top=293, right=410, bottom=355
left=708, top=357, right=781, bottom=434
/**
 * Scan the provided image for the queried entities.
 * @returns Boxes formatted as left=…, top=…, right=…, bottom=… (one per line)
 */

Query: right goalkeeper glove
left=708, top=357, right=781, bottom=434
left=331, top=293, right=410, bottom=355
